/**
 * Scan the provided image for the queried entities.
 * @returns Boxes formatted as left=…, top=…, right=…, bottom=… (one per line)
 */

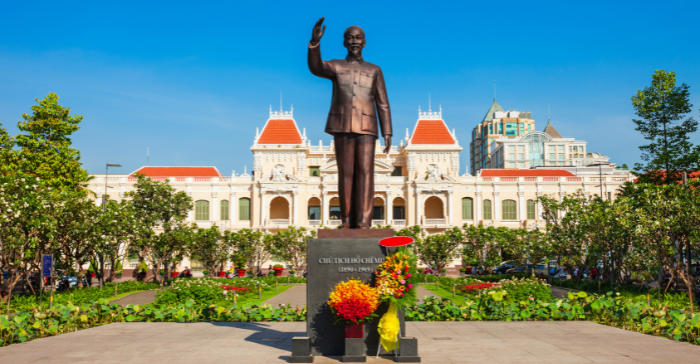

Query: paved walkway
left=3, top=321, right=699, bottom=363
left=110, top=290, right=157, bottom=305
left=263, top=284, right=306, bottom=307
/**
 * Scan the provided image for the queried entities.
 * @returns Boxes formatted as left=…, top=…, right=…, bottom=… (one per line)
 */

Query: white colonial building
left=88, top=107, right=632, bottom=272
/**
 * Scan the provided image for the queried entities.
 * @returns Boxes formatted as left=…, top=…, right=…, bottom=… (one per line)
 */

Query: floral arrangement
left=202, top=270, right=210, bottom=275
left=327, top=278, right=380, bottom=324
left=272, top=264, right=284, bottom=269
left=374, top=247, right=418, bottom=309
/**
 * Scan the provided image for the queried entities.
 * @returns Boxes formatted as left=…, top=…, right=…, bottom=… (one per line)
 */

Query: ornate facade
left=89, top=107, right=633, bottom=236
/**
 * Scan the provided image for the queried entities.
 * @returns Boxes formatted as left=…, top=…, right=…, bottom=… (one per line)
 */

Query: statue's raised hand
left=310, top=17, right=326, bottom=46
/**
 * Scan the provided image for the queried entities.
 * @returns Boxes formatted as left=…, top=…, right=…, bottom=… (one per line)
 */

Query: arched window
left=483, top=199, right=492, bottom=220
left=239, top=198, right=251, bottom=221
left=220, top=200, right=229, bottom=220
left=526, top=199, right=535, bottom=220
left=502, top=200, right=517, bottom=220
left=195, top=200, right=210, bottom=221
left=462, top=198, right=473, bottom=220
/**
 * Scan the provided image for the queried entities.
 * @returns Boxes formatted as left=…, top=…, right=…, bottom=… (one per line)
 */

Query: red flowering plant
left=327, top=279, right=380, bottom=324
left=460, top=282, right=501, bottom=295
left=220, top=285, right=252, bottom=294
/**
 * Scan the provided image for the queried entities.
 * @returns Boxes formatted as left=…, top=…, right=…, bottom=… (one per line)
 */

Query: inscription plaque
left=306, top=237, right=405, bottom=356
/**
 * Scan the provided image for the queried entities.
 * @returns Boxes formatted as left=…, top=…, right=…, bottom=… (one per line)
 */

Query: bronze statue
left=308, top=17, right=393, bottom=229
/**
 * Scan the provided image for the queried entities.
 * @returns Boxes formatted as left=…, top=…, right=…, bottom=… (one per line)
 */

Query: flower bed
left=460, top=282, right=500, bottom=294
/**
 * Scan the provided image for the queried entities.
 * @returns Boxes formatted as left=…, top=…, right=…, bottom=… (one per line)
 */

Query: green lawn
left=214, top=284, right=294, bottom=307
left=421, top=284, right=469, bottom=305
left=108, top=289, right=155, bottom=303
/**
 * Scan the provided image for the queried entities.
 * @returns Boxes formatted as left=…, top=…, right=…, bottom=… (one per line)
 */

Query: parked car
left=494, top=261, right=517, bottom=275
left=505, top=266, right=527, bottom=274
left=534, top=263, right=548, bottom=275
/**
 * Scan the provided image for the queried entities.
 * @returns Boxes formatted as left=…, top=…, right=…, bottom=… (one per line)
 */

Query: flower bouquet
left=327, top=279, right=379, bottom=338
left=374, top=246, right=418, bottom=352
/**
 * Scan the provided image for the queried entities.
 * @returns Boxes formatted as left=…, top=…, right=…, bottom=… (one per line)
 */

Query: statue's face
left=344, top=28, right=365, bottom=56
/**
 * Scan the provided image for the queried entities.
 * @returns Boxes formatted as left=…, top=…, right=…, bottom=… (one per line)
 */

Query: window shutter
left=239, top=198, right=250, bottom=221
left=462, top=198, right=473, bottom=220
left=220, top=200, right=229, bottom=220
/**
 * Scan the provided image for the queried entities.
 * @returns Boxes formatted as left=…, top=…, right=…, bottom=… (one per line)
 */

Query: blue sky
left=1, top=0, right=698, bottom=175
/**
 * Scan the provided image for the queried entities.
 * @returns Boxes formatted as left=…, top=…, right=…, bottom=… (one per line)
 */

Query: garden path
left=110, top=290, right=157, bottom=305
left=263, top=283, right=306, bottom=307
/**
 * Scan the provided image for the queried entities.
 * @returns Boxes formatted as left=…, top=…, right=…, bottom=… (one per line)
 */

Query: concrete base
left=290, top=336, right=314, bottom=363
left=343, top=338, right=366, bottom=362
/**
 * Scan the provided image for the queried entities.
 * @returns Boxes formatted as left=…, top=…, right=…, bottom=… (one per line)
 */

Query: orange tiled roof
left=480, top=169, right=575, bottom=177
left=258, top=119, right=303, bottom=144
left=131, top=167, right=223, bottom=177
left=411, top=120, right=455, bottom=145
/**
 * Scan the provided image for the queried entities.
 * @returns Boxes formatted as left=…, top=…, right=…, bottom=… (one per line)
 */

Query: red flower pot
left=273, top=268, right=284, bottom=277
left=90, top=272, right=95, bottom=278
left=236, top=269, right=247, bottom=277
left=217, top=271, right=225, bottom=277
left=171, top=272, right=179, bottom=278
left=345, top=322, right=363, bottom=338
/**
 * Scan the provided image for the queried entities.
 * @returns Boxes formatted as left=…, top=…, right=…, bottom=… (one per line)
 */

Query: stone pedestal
left=306, top=230, right=407, bottom=357
left=290, top=337, right=313, bottom=363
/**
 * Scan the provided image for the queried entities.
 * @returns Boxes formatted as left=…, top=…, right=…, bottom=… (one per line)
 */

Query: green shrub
left=0, top=298, right=306, bottom=347
left=4, top=281, right=160, bottom=312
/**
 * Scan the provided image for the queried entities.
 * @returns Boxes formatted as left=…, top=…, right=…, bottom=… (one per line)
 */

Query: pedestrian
left=591, top=267, right=597, bottom=280
left=85, top=272, right=92, bottom=287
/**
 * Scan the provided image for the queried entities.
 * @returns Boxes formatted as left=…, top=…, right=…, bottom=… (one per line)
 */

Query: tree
left=13, top=93, right=89, bottom=191
left=632, top=70, right=699, bottom=184
left=461, top=225, right=509, bottom=271
left=0, top=173, right=59, bottom=307
left=0, top=123, right=18, bottom=174
left=189, top=226, right=227, bottom=277
left=98, top=199, right=140, bottom=282
left=53, top=193, right=101, bottom=288
left=396, top=226, right=462, bottom=276
left=126, top=174, right=193, bottom=281
left=233, top=228, right=270, bottom=275
left=268, top=226, right=317, bottom=276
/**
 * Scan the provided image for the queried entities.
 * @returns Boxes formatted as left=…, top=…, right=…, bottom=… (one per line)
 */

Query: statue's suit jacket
left=308, top=42, right=392, bottom=138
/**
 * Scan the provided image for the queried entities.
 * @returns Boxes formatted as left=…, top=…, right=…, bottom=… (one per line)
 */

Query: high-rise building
left=470, top=100, right=611, bottom=173
left=469, top=99, right=535, bottom=174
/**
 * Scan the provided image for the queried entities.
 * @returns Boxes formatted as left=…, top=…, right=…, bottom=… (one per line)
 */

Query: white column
left=518, top=191, right=525, bottom=221
left=260, top=191, right=267, bottom=226
left=447, top=191, right=453, bottom=226
left=476, top=192, right=482, bottom=223
left=186, top=180, right=193, bottom=221
left=211, top=192, right=218, bottom=221
left=321, top=192, right=328, bottom=225
left=559, top=192, right=567, bottom=219
left=231, top=191, right=237, bottom=225
left=535, top=192, right=542, bottom=222
left=292, top=191, right=298, bottom=226
left=493, top=192, right=500, bottom=222
left=416, top=191, right=422, bottom=225
left=386, top=193, right=392, bottom=224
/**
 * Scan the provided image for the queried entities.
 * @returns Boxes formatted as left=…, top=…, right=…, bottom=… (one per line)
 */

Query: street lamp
left=587, top=163, right=607, bottom=200
left=100, top=163, right=121, bottom=289
left=103, top=164, right=122, bottom=211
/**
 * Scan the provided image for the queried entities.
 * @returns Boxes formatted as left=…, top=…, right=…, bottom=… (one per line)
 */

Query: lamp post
left=100, top=163, right=121, bottom=288
left=588, top=163, right=606, bottom=200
